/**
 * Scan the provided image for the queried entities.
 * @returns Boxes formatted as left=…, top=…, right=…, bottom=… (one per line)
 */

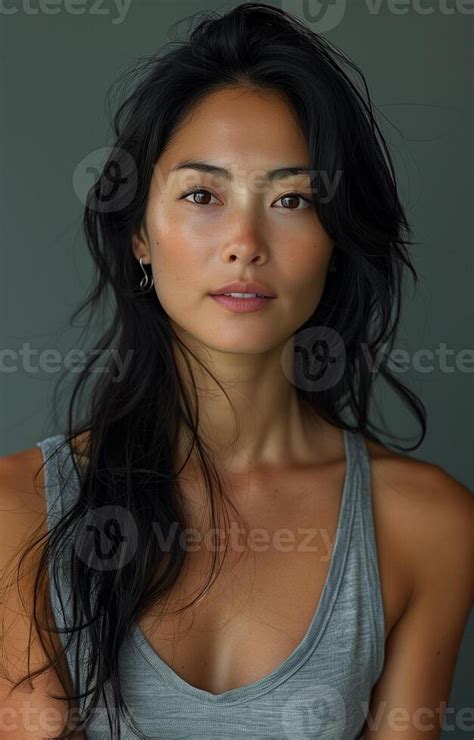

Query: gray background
left=1, top=0, right=472, bottom=735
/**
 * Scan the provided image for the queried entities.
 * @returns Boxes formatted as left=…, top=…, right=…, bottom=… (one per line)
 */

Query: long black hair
left=4, top=3, right=425, bottom=737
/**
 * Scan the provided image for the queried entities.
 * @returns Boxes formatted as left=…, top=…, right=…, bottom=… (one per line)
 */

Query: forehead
left=155, top=86, right=311, bottom=182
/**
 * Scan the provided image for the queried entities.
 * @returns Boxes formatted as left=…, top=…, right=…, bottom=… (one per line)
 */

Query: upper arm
left=0, top=452, right=86, bottom=739
left=364, top=466, right=474, bottom=739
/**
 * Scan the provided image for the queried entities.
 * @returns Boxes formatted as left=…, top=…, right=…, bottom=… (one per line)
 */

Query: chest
left=135, top=457, right=412, bottom=696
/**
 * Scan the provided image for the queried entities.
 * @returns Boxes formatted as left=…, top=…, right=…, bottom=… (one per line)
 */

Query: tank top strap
left=35, top=432, right=82, bottom=600
left=343, top=427, right=371, bottom=495
left=347, top=428, right=378, bottom=563
left=36, top=433, right=79, bottom=522
left=340, top=427, right=367, bottom=517
left=346, top=427, right=386, bottom=676
left=36, top=433, right=94, bottom=714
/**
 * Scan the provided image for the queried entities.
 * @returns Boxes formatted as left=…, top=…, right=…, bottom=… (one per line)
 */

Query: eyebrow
left=170, top=160, right=312, bottom=182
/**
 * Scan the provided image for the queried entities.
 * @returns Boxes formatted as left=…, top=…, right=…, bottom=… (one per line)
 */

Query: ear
left=132, top=225, right=151, bottom=262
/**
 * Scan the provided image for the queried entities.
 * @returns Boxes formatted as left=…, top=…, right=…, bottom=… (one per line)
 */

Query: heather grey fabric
left=36, top=427, right=384, bottom=739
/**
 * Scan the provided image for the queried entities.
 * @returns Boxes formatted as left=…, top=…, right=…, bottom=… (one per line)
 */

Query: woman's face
left=132, top=86, right=334, bottom=354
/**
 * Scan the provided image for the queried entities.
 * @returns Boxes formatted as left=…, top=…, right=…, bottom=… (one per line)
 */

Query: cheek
left=279, top=239, right=332, bottom=287
left=151, top=237, right=206, bottom=312
left=276, top=240, right=332, bottom=320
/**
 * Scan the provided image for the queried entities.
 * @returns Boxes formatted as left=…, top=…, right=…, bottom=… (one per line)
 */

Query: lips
left=210, top=280, right=276, bottom=298
left=209, top=293, right=273, bottom=313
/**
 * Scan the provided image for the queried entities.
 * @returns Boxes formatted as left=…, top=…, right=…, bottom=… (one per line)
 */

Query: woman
left=0, top=3, right=472, bottom=739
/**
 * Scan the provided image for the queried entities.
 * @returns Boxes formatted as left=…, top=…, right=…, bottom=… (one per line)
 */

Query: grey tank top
left=36, top=428, right=385, bottom=739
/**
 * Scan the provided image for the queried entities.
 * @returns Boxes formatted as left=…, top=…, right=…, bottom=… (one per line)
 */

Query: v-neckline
left=128, top=428, right=359, bottom=705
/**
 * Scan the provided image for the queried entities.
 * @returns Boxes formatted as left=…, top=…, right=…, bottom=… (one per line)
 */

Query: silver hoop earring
left=138, top=257, right=154, bottom=291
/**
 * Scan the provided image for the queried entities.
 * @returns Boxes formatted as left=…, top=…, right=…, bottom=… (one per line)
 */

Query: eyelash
left=179, top=186, right=312, bottom=210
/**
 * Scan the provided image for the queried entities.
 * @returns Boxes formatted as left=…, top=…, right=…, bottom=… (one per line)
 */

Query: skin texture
left=132, top=85, right=335, bottom=474
left=0, top=84, right=472, bottom=739
left=129, top=84, right=474, bottom=737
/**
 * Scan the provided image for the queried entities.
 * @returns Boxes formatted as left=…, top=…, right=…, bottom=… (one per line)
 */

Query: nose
left=220, top=224, right=269, bottom=266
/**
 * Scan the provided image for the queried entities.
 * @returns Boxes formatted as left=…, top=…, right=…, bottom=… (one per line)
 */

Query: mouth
left=212, top=291, right=270, bottom=298
left=209, top=281, right=276, bottom=298
left=209, top=293, right=275, bottom=313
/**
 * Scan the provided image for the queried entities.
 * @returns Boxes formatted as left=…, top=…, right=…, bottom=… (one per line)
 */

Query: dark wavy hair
left=4, top=2, right=425, bottom=737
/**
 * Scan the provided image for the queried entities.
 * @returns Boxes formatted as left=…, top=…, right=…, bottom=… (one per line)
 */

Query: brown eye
left=275, top=193, right=311, bottom=210
left=181, top=188, right=218, bottom=205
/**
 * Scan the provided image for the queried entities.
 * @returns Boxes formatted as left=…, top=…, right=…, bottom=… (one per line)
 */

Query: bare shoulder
left=0, top=445, right=48, bottom=541
left=364, top=435, right=473, bottom=599
left=0, top=446, right=86, bottom=738
left=364, top=434, right=473, bottom=514
left=0, top=431, right=87, bottom=541
left=361, top=438, right=473, bottom=735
